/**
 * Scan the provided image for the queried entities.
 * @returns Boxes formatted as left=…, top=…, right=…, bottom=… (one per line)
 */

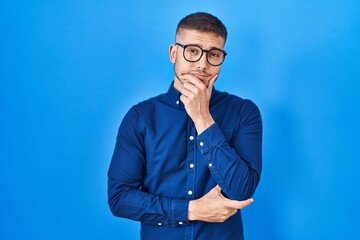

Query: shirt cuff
left=196, top=123, right=226, bottom=154
left=170, top=199, right=190, bottom=227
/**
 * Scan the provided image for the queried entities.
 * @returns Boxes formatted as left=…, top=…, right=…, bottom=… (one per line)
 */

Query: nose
left=196, top=52, right=209, bottom=70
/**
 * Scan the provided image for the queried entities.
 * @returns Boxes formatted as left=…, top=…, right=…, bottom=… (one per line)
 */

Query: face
left=169, top=29, right=225, bottom=89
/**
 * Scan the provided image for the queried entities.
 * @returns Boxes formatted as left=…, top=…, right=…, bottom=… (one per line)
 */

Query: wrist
left=194, top=115, right=214, bottom=135
left=188, top=200, right=198, bottom=221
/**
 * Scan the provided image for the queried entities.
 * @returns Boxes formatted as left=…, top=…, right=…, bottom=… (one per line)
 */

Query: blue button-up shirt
left=108, top=82, right=262, bottom=240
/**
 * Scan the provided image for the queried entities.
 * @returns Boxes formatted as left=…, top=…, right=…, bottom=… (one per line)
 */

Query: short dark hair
left=176, top=12, right=227, bottom=42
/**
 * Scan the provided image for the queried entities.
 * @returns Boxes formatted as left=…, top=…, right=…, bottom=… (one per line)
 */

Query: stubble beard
left=173, top=66, right=212, bottom=86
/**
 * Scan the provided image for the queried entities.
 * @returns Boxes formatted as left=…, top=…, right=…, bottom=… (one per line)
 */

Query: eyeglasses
left=175, top=42, right=227, bottom=66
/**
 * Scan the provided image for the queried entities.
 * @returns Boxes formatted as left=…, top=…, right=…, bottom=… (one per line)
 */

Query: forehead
left=176, top=29, right=225, bottom=49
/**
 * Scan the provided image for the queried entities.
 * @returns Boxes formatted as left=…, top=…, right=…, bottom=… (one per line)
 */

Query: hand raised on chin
left=179, top=73, right=218, bottom=134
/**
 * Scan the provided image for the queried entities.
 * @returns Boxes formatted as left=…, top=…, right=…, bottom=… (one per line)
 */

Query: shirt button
left=176, top=100, right=179, bottom=105
left=189, top=136, right=194, bottom=141
left=208, top=163, right=213, bottom=167
left=199, top=142, right=204, bottom=146
left=179, top=222, right=183, bottom=225
left=188, top=190, right=193, bottom=195
left=189, top=163, right=194, bottom=168
left=158, top=223, right=162, bottom=226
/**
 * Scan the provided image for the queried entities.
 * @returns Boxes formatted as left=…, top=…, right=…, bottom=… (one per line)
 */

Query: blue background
left=1, top=0, right=359, bottom=239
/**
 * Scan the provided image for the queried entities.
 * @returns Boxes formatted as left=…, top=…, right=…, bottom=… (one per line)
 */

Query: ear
left=169, top=44, right=176, bottom=63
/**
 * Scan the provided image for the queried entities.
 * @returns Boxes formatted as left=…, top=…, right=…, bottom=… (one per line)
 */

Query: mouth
left=190, top=72, right=211, bottom=80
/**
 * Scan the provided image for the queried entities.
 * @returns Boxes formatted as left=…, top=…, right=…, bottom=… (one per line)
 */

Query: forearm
left=108, top=176, right=190, bottom=226
left=196, top=123, right=262, bottom=200
left=107, top=106, right=191, bottom=226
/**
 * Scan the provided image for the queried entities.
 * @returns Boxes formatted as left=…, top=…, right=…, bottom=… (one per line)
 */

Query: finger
left=180, top=88, right=194, bottom=99
left=229, top=209, right=238, bottom=217
left=183, top=82, right=199, bottom=95
left=221, top=209, right=237, bottom=223
left=180, top=94, right=189, bottom=105
left=207, top=74, right=218, bottom=90
left=182, top=74, right=205, bottom=88
left=180, top=73, right=201, bottom=83
left=225, top=198, right=253, bottom=209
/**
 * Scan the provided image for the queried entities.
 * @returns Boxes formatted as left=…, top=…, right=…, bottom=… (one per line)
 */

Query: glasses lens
left=207, top=49, right=225, bottom=66
left=184, top=45, right=202, bottom=62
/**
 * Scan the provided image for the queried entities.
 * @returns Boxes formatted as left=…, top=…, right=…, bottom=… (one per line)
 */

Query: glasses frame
left=175, top=42, right=227, bottom=66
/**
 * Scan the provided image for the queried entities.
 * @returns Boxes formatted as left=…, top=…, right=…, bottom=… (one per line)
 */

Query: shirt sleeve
left=196, top=99, right=262, bottom=200
left=107, top=106, right=190, bottom=227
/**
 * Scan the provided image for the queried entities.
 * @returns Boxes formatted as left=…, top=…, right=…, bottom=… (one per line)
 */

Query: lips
left=190, top=72, right=211, bottom=80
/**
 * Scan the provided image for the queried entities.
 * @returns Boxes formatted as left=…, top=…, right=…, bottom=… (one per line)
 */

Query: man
left=108, top=12, right=262, bottom=240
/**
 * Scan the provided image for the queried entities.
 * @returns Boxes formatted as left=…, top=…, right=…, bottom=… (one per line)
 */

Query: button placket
left=186, top=120, right=196, bottom=200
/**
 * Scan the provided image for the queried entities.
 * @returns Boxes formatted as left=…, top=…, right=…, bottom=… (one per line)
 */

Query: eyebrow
left=184, top=43, right=224, bottom=51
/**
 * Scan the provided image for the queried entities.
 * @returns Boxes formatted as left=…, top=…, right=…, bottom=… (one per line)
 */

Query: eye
left=186, top=46, right=201, bottom=55
left=209, top=51, right=222, bottom=58
left=210, top=52, right=220, bottom=58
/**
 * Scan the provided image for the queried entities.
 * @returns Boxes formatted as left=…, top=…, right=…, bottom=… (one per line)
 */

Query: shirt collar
left=167, top=81, right=181, bottom=105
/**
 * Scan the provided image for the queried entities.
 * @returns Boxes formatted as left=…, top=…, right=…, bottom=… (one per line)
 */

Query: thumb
left=225, top=198, right=254, bottom=209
